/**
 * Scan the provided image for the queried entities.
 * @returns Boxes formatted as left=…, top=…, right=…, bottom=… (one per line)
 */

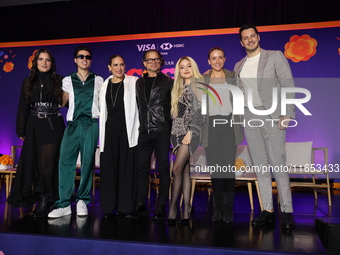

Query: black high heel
left=178, top=206, right=194, bottom=225
left=165, top=218, right=176, bottom=225
left=166, top=209, right=177, bottom=225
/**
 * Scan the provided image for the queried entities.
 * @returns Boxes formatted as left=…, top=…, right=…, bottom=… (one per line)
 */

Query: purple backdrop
left=0, top=25, right=339, bottom=179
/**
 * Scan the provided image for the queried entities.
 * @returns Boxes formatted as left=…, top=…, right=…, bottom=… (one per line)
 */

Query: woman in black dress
left=99, top=55, right=139, bottom=218
left=7, top=48, right=65, bottom=218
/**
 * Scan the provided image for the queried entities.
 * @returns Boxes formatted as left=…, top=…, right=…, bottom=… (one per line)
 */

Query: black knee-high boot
left=222, top=192, right=234, bottom=223
left=212, top=192, right=224, bottom=221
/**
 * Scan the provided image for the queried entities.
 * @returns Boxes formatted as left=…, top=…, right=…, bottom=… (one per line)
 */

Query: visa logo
left=136, top=44, right=156, bottom=51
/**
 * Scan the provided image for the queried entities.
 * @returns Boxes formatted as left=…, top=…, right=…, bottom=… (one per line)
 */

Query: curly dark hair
left=26, top=48, right=62, bottom=104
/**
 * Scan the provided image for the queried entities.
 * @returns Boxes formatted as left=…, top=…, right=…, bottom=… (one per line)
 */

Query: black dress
left=7, top=72, right=65, bottom=207
left=170, top=83, right=203, bottom=155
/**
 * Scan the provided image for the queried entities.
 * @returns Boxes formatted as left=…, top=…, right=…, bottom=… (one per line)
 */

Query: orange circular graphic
left=284, top=34, right=317, bottom=63
left=3, top=62, right=14, bottom=73
left=28, top=49, right=38, bottom=69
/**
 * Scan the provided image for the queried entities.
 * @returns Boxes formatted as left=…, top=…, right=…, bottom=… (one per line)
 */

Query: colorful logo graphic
left=197, top=81, right=223, bottom=106
left=197, top=82, right=225, bottom=116
left=284, top=34, right=317, bottom=62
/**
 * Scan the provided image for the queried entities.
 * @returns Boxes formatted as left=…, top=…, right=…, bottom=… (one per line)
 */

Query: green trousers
left=54, top=118, right=98, bottom=208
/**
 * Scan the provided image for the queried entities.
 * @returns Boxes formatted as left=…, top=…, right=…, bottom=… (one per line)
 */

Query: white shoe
left=48, top=205, right=71, bottom=218
left=76, top=200, right=88, bottom=216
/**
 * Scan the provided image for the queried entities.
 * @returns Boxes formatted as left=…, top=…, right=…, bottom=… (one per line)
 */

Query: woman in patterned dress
left=166, top=56, right=205, bottom=225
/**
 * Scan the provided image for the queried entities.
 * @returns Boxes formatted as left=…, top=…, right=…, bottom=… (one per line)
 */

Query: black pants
left=100, top=116, right=137, bottom=214
left=136, top=132, right=171, bottom=206
left=206, top=115, right=236, bottom=193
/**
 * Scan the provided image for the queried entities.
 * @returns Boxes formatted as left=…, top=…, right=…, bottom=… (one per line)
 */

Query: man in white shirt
left=234, top=24, right=296, bottom=230
left=48, top=46, right=103, bottom=218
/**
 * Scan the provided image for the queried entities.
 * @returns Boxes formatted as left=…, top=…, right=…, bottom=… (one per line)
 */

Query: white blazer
left=99, top=74, right=139, bottom=152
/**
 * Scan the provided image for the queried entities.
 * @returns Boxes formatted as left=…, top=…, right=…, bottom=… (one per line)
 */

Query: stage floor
left=0, top=185, right=338, bottom=254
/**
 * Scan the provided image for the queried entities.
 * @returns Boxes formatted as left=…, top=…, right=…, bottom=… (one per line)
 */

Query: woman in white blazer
left=99, top=55, right=139, bottom=219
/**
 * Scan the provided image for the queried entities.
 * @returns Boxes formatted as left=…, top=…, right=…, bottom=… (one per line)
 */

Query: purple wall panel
left=0, top=25, right=339, bottom=179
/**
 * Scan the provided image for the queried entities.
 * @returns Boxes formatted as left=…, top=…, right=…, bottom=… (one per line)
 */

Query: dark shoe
left=116, top=211, right=125, bottom=218
left=178, top=218, right=190, bottom=225
left=251, top=211, right=276, bottom=226
left=222, top=192, right=234, bottom=224
left=281, top=212, right=296, bottom=230
left=212, top=192, right=224, bottom=221
left=165, top=218, right=176, bottom=225
left=212, top=209, right=223, bottom=221
left=126, top=204, right=148, bottom=219
left=32, top=197, right=50, bottom=218
left=103, top=213, right=114, bottom=219
left=222, top=207, right=233, bottom=224
left=152, top=204, right=166, bottom=221
left=178, top=206, right=194, bottom=225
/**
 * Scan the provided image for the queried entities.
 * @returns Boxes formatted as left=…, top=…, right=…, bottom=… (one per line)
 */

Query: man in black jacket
left=126, top=49, right=173, bottom=220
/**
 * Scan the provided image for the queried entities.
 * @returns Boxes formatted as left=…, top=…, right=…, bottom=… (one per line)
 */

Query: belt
left=67, top=117, right=98, bottom=126
left=31, top=102, right=61, bottom=108
left=30, top=110, right=62, bottom=131
left=30, top=110, right=62, bottom=118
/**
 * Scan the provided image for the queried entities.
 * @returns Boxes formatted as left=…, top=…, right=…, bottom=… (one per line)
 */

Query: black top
left=145, top=76, right=156, bottom=103
left=16, top=72, right=63, bottom=137
left=106, top=80, right=125, bottom=118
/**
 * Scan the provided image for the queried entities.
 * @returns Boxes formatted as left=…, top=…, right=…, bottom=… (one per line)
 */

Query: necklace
left=38, top=74, right=49, bottom=102
left=110, top=80, right=123, bottom=108
left=38, top=75, right=49, bottom=87
left=77, top=72, right=89, bottom=84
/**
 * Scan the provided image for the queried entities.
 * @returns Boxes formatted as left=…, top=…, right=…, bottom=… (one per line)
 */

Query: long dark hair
left=26, top=48, right=62, bottom=104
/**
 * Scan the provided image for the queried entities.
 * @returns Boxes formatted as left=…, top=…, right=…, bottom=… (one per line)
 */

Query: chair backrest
left=190, top=147, right=207, bottom=168
left=10, top=145, right=22, bottom=168
left=236, top=145, right=254, bottom=167
left=76, top=146, right=100, bottom=169
left=94, top=146, right=100, bottom=169
left=285, top=142, right=313, bottom=167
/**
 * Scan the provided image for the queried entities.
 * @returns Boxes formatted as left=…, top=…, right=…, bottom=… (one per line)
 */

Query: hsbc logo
left=160, top=43, right=173, bottom=50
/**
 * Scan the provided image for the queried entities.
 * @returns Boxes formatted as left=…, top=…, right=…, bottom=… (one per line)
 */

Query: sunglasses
left=76, top=54, right=92, bottom=60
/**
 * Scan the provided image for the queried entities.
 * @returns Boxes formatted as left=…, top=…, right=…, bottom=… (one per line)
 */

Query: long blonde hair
left=171, top=56, right=203, bottom=118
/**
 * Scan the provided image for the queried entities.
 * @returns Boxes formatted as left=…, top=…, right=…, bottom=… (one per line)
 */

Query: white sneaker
left=48, top=205, right=71, bottom=218
left=76, top=200, right=88, bottom=216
